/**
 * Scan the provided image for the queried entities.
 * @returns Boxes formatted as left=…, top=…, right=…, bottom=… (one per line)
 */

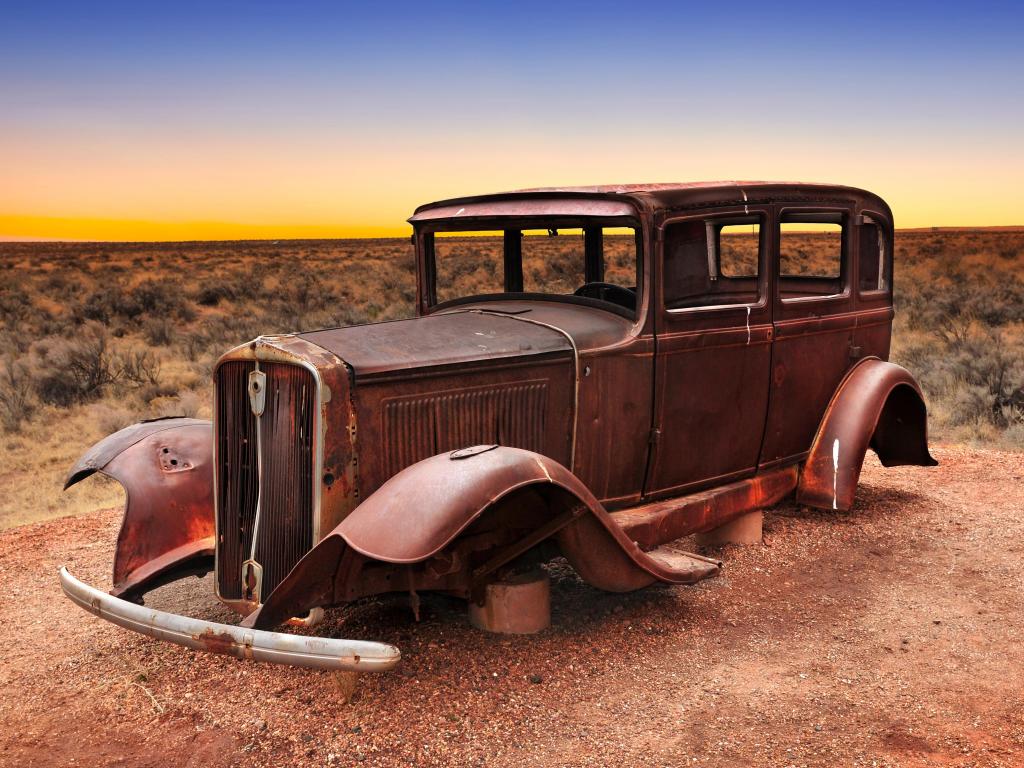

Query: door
left=645, top=207, right=774, bottom=498
left=760, top=205, right=857, bottom=465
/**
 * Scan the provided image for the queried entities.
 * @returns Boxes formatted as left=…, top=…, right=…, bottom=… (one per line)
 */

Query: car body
left=62, top=182, right=936, bottom=671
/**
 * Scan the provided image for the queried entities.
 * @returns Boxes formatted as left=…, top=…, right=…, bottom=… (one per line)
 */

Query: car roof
left=410, top=182, right=891, bottom=222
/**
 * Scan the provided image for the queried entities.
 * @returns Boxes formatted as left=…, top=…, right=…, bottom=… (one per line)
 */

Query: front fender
left=245, top=445, right=720, bottom=629
left=64, top=417, right=215, bottom=599
left=797, top=359, right=937, bottom=511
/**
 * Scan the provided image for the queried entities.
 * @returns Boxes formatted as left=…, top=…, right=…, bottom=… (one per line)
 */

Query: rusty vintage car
left=61, top=182, right=936, bottom=672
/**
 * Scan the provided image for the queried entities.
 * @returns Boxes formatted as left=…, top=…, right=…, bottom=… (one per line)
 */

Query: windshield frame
left=415, top=215, right=644, bottom=321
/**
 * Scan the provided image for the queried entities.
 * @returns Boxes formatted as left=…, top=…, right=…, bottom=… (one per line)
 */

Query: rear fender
left=245, top=446, right=720, bottom=629
left=797, top=358, right=937, bottom=511
left=64, top=418, right=215, bottom=599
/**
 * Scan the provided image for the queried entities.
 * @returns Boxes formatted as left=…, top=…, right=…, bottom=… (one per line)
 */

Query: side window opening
left=858, top=216, right=890, bottom=293
left=779, top=213, right=846, bottom=301
left=664, top=216, right=761, bottom=310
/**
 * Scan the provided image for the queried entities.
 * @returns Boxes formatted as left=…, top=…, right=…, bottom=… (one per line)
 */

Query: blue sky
left=2, top=0, right=1022, bottom=238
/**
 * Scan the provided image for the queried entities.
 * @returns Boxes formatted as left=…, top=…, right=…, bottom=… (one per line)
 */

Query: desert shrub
left=945, top=383, right=995, bottom=427
left=0, top=282, right=32, bottom=330
left=135, top=380, right=179, bottom=403
left=895, top=322, right=1024, bottom=435
left=77, top=285, right=125, bottom=324
left=91, top=403, right=136, bottom=434
left=142, top=317, right=175, bottom=346
left=130, top=280, right=185, bottom=317
left=195, top=283, right=235, bottom=306
left=30, top=325, right=121, bottom=406
left=118, top=348, right=162, bottom=387
left=180, top=331, right=207, bottom=362
left=1000, top=422, right=1024, bottom=450
left=187, top=315, right=263, bottom=354
left=0, top=357, right=35, bottom=432
left=155, top=389, right=205, bottom=419
left=41, top=272, right=73, bottom=302
left=336, top=304, right=372, bottom=326
left=77, top=279, right=193, bottom=325
left=942, top=329, right=1022, bottom=427
left=26, top=324, right=165, bottom=406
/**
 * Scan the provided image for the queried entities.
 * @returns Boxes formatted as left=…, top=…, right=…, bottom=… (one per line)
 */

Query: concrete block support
left=695, top=509, right=763, bottom=547
left=469, top=569, right=551, bottom=635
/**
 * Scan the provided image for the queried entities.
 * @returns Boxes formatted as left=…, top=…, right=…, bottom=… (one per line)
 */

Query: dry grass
left=0, top=231, right=1021, bottom=530
left=890, top=231, right=1024, bottom=448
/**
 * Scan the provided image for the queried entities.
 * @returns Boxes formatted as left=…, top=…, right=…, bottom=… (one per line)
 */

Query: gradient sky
left=2, top=1, right=1022, bottom=240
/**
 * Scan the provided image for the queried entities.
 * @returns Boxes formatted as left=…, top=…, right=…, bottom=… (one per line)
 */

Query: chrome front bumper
left=59, top=567, right=401, bottom=672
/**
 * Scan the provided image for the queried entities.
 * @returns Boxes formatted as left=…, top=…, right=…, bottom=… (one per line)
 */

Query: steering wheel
left=574, top=282, right=636, bottom=309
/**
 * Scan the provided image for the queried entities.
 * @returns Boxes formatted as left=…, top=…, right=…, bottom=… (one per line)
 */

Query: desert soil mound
left=1, top=445, right=1022, bottom=767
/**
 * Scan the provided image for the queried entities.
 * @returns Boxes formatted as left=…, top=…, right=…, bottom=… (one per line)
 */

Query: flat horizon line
left=2, top=224, right=1023, bottom=246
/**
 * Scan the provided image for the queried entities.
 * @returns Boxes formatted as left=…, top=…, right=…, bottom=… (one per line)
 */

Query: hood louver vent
left=382, top=381, right=548, bottom=478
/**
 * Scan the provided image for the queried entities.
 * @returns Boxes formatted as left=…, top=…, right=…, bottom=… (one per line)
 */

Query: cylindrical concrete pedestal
left=332, top=670, right=359, bottom=703
left=469, top=569, right=551, bottom=635
left=695, top=509, right=763, bottom=546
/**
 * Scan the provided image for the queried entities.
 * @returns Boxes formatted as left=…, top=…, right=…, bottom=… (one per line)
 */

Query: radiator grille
left=216, top=361, right=316, bottom=601
left=383, top=381, right=548, bottom=477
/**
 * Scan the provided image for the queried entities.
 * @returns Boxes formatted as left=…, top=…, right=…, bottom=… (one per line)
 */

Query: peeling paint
left=832, top=438, right=840, bottom=511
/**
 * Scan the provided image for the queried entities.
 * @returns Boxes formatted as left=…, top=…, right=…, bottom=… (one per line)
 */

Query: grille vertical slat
left=216, top=361, right=316, bottom=601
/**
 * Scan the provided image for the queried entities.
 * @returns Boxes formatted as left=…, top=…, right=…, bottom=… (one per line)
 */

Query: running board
left=610, top=466, right=798, bottom=551
left=644, top=547, right=722, bottom=582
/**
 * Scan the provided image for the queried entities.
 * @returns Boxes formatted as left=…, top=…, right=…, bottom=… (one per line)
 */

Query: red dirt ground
left=1, top=444, right=1022, bottom=767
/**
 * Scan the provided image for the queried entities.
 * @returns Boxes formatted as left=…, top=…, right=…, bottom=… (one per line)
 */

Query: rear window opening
left=663, top=215, right=763, bottom=310
left=858, top=215, right=891, bottom=294
left=425, top=221, right=640, bottom=317
left=779, top=213, right=846, bottom=301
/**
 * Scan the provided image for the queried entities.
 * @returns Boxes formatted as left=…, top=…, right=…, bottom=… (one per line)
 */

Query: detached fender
left=246, top=446, right=720, bottom=629
left=797, top=359, right=937, bottom=511
left=64, top=417, right=214, bottom=599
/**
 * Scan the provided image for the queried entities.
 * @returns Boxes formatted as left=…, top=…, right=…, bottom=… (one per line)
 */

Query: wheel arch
left=246, top=446, right=719, bottom=629
left=796, top=358, right=937, bottom=511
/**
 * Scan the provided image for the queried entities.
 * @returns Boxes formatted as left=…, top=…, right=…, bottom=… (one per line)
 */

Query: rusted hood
left=298, top=311, right=572, bottom=379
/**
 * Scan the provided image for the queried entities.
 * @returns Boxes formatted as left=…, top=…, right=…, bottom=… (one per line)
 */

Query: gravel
left=1, top=444, right=1022, bottom=767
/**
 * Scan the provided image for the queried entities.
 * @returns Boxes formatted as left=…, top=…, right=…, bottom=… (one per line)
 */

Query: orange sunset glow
left=1, top=3, right=1021, bottom=239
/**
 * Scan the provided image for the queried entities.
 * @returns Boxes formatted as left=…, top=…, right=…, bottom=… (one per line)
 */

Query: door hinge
left=648, top=428, right=661, bottom=445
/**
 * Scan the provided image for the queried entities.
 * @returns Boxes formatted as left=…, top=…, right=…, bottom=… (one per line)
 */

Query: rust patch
left=193, top=629, right=238, bottom=656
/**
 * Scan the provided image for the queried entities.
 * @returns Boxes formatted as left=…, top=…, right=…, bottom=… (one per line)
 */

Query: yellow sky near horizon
left=2, top=190, right=1020, bottom=242
left=2, top=133, right=1021, bottom=241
